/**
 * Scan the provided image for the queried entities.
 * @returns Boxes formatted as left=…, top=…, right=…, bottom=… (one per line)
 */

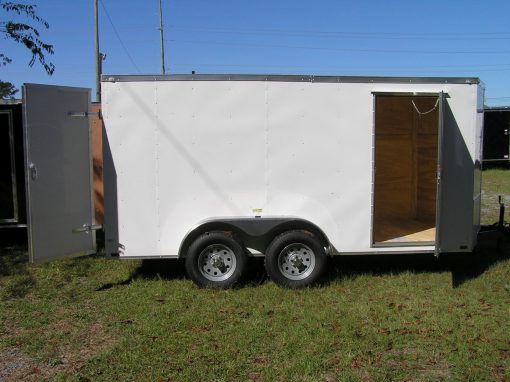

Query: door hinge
left=72, top=224, right=103, bottom=234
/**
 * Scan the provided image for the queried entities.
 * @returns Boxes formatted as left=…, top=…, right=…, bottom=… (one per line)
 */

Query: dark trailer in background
left=483, top=106, right=510, bottom=167
left=0, top=101, right=27, bottom=243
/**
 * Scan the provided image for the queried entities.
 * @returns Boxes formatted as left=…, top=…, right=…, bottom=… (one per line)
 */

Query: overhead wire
left=99, top=0, right=142, bottom=74
left=168, top=26, right=510, bottom=41
left=168, top=25, right=510, bottom=36
left=169, top=39, right=510, bottom=55
left=167, top=62, right=510, bottom=70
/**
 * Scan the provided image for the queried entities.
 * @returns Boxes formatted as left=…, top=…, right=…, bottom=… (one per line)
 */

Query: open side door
left=23, top=84, right=97, bottom=262
left=435, top=91, right=475, bottom=256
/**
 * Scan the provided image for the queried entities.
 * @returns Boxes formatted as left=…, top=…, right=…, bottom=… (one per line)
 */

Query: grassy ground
left=0, top=170, right=509, bottom=382
left=481, top=168, right=510, bottom=225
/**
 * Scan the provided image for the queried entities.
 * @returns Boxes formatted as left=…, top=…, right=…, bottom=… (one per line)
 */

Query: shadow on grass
left=95, top=258, right=188, bottom=291
left=96, top=257, right=269, bottom=291
left=3, top=230, right=508, bottom=291
left=324, top=230, right=510, bottom=288
left=0, top=246, right=29, bottom=277
left=101, top=230, right=509, bottom=290
left=0, top=247, right=35, bottom=300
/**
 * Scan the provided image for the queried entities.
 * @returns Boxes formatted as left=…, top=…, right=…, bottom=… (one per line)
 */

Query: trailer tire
left=264, top=230, right=327, bottom=288
left=185, top=231, right=247, bottom=288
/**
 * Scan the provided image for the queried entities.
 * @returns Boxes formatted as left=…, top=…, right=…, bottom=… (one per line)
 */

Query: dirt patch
left=0, top=321, right=115, bottom=381
left=0, top=348, right=43, bottom=382
left=350, top=347, right=450, bottom=382
left=382, top=348, right=450, bottom=381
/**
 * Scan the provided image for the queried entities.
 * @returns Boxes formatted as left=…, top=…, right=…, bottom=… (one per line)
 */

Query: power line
left=168, top=62, right=510, bottom=70
left=169, top=39, right=510, bottom=55
left=168, top=26, right=510, bottom=41
left=99, top=0, right=142, bottom=74
left=168, top=25, right=510, bottom=37
left=168, top=64, right=510, bottom=74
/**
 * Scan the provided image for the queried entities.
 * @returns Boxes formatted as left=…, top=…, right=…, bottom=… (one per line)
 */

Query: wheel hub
left=198, top=244, right=236, bottom=281
left=288, top=252, right=304, bottom=269
left=278, top=243, right=316, bottom=280
left=210, top=254, right=225, bottom=268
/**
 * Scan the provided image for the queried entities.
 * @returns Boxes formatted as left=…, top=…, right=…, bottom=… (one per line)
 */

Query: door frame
left=370, top=91, right=443, bottom=248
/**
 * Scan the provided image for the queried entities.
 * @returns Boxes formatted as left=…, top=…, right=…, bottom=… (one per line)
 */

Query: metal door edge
left=434, top=92, right=446, bottom=257
left=37, top=249, right=97, bottom=264
left=21, top=86, right=35, bottom=262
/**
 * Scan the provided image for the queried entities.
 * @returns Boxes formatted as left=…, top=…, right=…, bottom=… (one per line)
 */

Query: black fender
left=178, top=217, right=330, bottom=258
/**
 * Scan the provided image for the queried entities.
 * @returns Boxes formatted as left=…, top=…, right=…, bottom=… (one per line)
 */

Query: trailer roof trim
left=484, top=106, right=510, bottom=111
left=102, top=74, right=480, bottom=85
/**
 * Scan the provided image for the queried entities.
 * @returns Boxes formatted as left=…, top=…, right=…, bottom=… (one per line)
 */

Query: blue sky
left=2, top=0, right=510, bottom=105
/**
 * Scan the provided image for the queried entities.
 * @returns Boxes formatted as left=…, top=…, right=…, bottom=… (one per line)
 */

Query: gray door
left=23, top=84, right=96, bottom=262
left=435, top=92, right=474, bottom=255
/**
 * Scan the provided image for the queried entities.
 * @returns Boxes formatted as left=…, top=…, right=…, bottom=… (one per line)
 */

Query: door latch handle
left=29, top=163, right=37, bottom=181
left=72, top=224, right=103, bottom=234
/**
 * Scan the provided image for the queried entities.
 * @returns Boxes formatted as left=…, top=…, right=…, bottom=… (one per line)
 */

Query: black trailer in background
left=0, top=102, right=27, bottom=245
left=483, top=106, right=510, bottom=168
left=0, top=102, right=26, bottom=225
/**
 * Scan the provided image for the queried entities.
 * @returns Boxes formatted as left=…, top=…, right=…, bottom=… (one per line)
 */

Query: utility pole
left=94, top=0, right=101, bottom=102
left=158, top=0, right=166, bottom=74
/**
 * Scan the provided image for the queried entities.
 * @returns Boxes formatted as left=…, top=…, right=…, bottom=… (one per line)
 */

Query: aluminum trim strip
left=484, top=106, right=510, bottom=111
left=372, top=241, right=436, bottom=248
left=334, top=249, right=436, bottom=256
left=371, top=92, right=444, bottom=96
left=102, top=74, right=480, bottom=85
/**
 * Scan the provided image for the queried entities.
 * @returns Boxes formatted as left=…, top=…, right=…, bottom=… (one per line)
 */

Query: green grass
left=0, top=170, right=509, bottom=381
left=481, top=168, right=510, bottom=225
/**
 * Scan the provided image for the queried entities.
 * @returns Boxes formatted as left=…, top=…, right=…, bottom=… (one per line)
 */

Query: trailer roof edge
left=101, top=74, right=480, bottom=85
left=484, top=106, right=510, bottom=111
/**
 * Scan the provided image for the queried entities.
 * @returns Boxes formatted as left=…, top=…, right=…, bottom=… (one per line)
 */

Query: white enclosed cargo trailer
left=24, top=75, right=484, bottom=288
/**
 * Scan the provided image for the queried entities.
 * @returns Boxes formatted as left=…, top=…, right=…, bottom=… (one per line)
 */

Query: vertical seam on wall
left=87, top=90, right=96, bottom=252
left=155, top=83, right=161, bottom=244
left=264, top=81, right=269, bottom=212
left=370, top=93, right=376, bottom=247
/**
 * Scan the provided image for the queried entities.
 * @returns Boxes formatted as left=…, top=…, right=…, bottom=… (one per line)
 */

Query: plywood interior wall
left=90, top=103, right=104, bottom=224
left=374, top=96, right=438, bottom=227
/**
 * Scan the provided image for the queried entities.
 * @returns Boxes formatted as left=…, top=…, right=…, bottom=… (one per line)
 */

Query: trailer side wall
left=102, top=79, right=479, bottom=257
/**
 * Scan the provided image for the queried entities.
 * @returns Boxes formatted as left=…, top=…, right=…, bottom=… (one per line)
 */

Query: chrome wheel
left=198, top=244, right=237, bottom=281
left=277, top=243, right=316, bottom=280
